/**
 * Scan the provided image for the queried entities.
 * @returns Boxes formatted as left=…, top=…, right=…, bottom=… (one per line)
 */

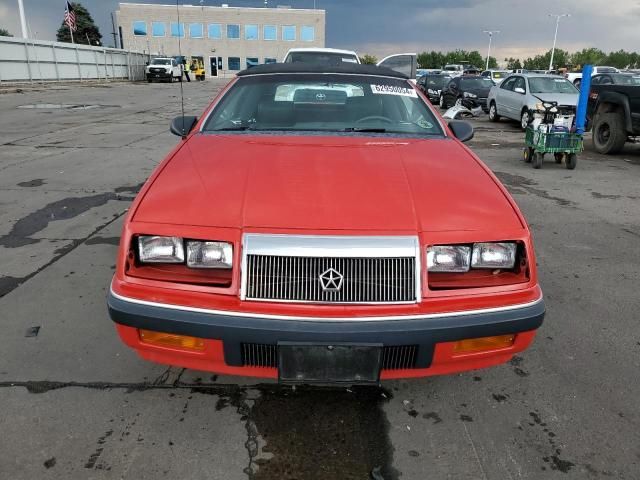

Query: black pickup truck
left=587, top=74, right=640, bottom=154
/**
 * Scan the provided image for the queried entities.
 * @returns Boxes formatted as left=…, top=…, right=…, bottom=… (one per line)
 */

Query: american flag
left=64, top=1, right=77, bottom=31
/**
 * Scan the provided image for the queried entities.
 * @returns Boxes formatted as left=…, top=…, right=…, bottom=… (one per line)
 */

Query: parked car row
left=565, top=66, right=620, bottom=88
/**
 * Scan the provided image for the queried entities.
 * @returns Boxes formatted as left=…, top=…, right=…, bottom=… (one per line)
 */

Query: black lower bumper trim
left=108, top=291, right=545, bottom=368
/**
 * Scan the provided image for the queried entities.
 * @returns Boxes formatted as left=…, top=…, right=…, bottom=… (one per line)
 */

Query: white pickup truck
left=146, top=57, right=182, bottom=83
left=566, top=66, right=619, bottom=88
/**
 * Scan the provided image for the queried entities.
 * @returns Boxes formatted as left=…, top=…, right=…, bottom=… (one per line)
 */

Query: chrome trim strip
left=110, top=286, right=543, bottom=323
left=243, top=234, right=419, bottom=258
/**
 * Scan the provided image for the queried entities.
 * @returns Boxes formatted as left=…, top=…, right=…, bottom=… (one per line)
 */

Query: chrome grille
left=241, top=343, right=419, bottom=370
left=245, top=255, right=416, bottom=303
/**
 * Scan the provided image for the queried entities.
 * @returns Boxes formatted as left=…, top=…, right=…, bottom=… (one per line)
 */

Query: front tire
left=566, top=153, right=577, bottom=170
left=592, top=112, right=627, bottom=154
left=521, top=109, right=532, bottom=131
left=489, top=102, right=500, bottom=122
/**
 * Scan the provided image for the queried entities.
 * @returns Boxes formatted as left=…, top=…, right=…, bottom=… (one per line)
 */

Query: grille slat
left=245, top=255, right=416, bottom=303
left=242, top=343, right=418, bottom=370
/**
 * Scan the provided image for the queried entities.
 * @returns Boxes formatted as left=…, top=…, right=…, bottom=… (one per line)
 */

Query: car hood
left=465, top=87, right=492, bottom=97
left=528, top=92, right=578, bottom=106
left=133, top=134, right=522, bottom=232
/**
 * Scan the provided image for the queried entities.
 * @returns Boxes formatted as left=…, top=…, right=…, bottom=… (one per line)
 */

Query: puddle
left=0, top=186, right=140, bottom=248
left=247, top=386, right=397, bottom=480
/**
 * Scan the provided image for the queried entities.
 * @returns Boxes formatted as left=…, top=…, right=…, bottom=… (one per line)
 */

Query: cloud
left=1, top=0, right=638, bottom=60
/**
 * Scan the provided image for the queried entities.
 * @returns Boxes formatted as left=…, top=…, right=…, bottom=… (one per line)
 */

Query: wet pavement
left=1, top=81, right=639, bottom=479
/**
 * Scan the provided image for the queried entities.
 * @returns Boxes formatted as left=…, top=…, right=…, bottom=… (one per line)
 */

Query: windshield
left=611, top=74, right=640, bottom=85
left=492, top=71, right=509, bottom=79
left=444, top=65, right=461, bottom=72
left=285, top=52, right=358, bottom=66
left=426, top=76, right=448, bottom=88
left=460, top=78, right=494, bottom=89
left=151, top=59, right=171, bottom=65
left=529, top=77, right=578, bottom=94
left=203, top=74, right=443, bottom=137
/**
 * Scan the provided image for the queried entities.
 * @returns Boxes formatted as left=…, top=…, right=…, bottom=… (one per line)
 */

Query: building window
left=189, top=23, right=203, bottom=38
left=170, top=22, right=184, bottom=37
left=151, top=22, right=165, bottom=37
left=245, top=25, right=258, bottom=40
left=282, top=25, right=296, bottom=41
left=228, top=57, right=241, bottom=70
left=263, top=25, right=277, bottom=41
left=208, top=24, right=221, bottom=39
left=301, top=25, right=314, bottom=42
left=264, top=58, right=277, bottom=64
left=246, top=57, right=259, bottom=68
left=133, top=21, right=147, bottom=36
left=227, top=24, right=240, bottom=39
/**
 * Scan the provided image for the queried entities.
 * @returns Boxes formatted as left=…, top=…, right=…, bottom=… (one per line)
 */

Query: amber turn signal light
left=139, top=329, right=205, bottom=351
left=453, top=334, right=515, bottom=354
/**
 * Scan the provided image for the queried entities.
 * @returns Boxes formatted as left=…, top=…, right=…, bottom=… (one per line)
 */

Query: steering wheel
left=355, top=115, right=394, bottom=124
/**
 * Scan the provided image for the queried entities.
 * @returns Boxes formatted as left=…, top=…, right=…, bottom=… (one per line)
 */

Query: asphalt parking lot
left=1, top=80, right=639, bottom=480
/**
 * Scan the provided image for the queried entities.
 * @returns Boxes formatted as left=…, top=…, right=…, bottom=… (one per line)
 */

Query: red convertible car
left=108, top=63, right=544, bottom=383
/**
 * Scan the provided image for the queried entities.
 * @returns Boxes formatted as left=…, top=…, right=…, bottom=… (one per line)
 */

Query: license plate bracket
left=278, top=342, right=382, bottom=384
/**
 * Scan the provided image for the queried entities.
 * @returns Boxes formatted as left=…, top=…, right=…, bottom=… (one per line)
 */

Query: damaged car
left=488, top=74, right=579, bottom=130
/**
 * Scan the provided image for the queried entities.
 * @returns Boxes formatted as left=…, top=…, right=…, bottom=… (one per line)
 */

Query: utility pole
left=548, top=13, right=570, bottom=71
left=483, top=30, right=499, bottom=71
left=18, top=0, right=28, bottom=39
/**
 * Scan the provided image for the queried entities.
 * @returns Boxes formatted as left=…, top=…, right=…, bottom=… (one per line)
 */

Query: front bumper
left=147, top=71, right=172, bottom=79
left=108, top=289, right=545, bottom=380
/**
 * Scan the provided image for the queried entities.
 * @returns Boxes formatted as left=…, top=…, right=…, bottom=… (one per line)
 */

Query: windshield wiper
left=343, top=127, right=387, bottom=133
left=213, top=125, right=254, bottom=131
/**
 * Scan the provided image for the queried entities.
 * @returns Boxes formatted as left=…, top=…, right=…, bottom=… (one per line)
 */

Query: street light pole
left=483, top=30, right=500, bottom=71
left=548, top=13, right=570, bottom=71
left=17, top=0, right=28, bottom=39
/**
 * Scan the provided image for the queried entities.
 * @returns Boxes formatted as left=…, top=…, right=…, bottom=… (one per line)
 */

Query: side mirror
left=514, top=87, right=526, bottom=94
left=448, top=120, right=474, bottom=143
left=170, top=116, right=198, bottom=138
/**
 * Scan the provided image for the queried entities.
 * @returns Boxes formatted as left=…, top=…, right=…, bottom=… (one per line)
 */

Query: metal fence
left=0, top=36, right=149, bottom=83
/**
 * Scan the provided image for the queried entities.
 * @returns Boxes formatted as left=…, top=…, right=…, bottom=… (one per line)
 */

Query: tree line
left=505, top=48, right=640, bottom=71
left=361, top=48, right=640, bottom=72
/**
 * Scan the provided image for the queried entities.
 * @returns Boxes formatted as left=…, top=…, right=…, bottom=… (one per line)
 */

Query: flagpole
left=65, top=1, right=74, bottom=43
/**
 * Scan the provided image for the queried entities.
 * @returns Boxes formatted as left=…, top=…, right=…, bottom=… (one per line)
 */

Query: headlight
left=427, top=88, right=435, bottom=94
left=186, top=241, right=233, bottom=269
left=535, top=102, right=544, bottom=111
left=427, top=245, right=471, bottom=272
left=463, top=92, right=477, bottom=99
left=471, top=242, right=517, bottom=269
left=138, top=236, right=184, bottom=263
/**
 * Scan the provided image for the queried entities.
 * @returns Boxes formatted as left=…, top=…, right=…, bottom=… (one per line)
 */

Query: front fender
left=594, top=91, right=633, bottom=133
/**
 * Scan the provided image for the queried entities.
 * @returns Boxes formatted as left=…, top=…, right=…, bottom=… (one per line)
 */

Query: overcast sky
left=1, top=0, right=639, bottom=60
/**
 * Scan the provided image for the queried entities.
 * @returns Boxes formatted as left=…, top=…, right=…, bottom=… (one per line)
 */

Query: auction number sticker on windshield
left=370, top=84, right=418, bottom=97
